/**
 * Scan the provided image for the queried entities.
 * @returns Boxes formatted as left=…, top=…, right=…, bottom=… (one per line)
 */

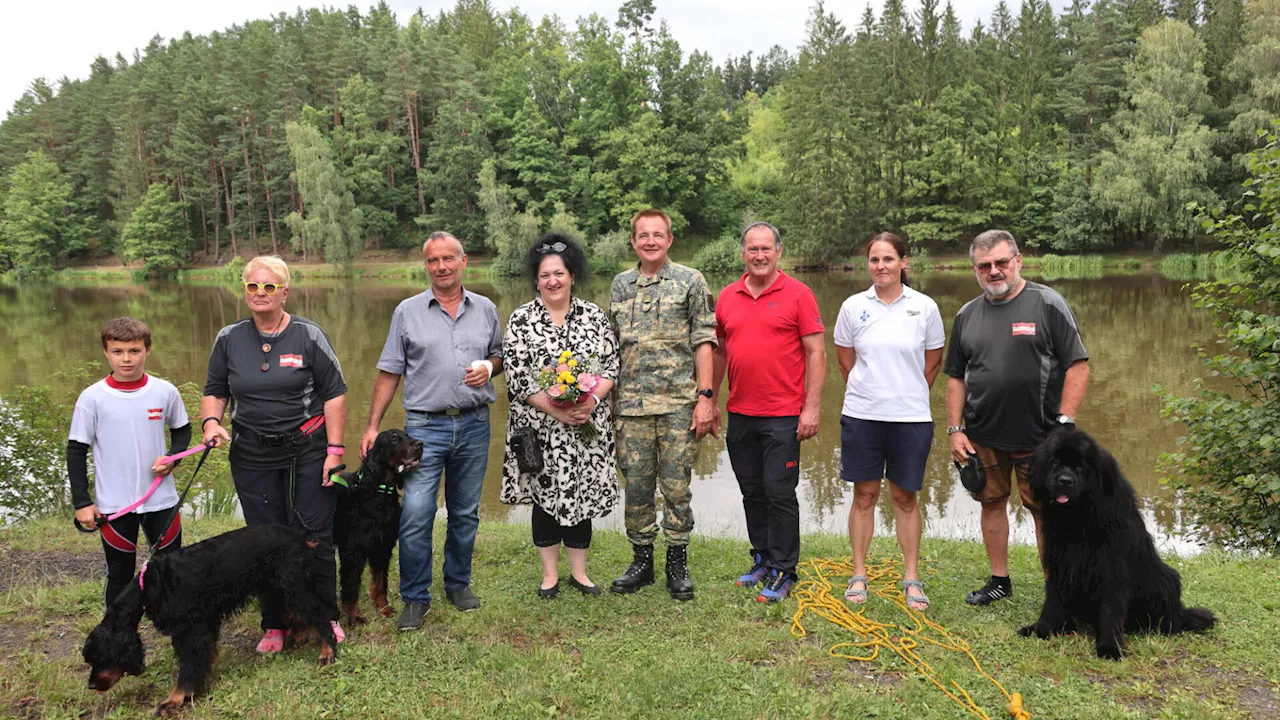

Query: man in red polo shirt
left=711, top=221, right=826, bottom=603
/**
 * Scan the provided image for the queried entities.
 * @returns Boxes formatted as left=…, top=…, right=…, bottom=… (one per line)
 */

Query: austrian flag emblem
left=279, top=354, right=303, bottom=368
left=147, top=408, right=163, bottom=421
left=1011, top=322, right=1037, bottom=336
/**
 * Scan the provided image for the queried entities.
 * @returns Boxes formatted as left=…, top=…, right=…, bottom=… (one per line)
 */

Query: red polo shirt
left=715, top=271, right=824, bottom=417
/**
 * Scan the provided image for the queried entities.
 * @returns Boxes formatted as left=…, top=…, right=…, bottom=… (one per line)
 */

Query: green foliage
left=1160, top=130, right=1280, bottom=554
left=0, top=364, right=95, bottom=520
left=284, top=121, right=365, bottom=270
left=1157, top=251, right=1245, bottom=279
left=119, top=184, right=190, bottom=277
left=586, top=229, right=633, bottom=275
left=1035, top=253, right=1106, bottom=280
left=1094, top=20, right=1218, bottom=255
left=477, top=159, right=538, bottom=277
left=691, top=234, right=743, bottom=274
left=1, top=151, right=77, bottom=272
left=218, top=255, right=246, bottom=285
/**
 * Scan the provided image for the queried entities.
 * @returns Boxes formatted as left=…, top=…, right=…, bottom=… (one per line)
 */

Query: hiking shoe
left=736, top=553, right=769, bottom=588
left=255, top=629, right=286, bottom=654
left=330, top=620, right=345, bottom=643
left=610, top=544, right=655, bottom=593
left=965, top=576, right=1012, bottom=606
left=665, top=545, right=695, bottom=601
left=396, top=600, right=430, bottom=631
left=756, top=570, right=797, bottom=603
left=446, top=586, right=481, bottom=612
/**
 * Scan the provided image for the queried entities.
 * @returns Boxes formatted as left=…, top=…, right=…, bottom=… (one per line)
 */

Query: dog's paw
left=1096, top=644, right=1124, bottom=661
left=378, top=605, right=395, bottom=619
left=1017, top=623, right=1049, bottom=639
left=347, top=614, right=368, bottom=626
left=318, top=645, right=337, bottom=666
left=155, top=696, right=189, bottom=717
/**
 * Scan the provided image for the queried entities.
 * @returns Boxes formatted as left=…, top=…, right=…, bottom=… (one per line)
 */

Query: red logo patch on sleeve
left=1011, top=322, right=1037, bottom=336
left=279, top=354, right=303, bottom=368
left=147, top=408, right=163, bottom=421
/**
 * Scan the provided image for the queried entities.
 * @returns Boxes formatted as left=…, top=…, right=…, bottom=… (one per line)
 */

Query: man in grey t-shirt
left=943, top=230, right=1090, bottom=606
left=362, top=231, right=503, bottom=627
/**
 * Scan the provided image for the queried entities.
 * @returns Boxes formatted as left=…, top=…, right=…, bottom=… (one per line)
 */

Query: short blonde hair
left=629, top=208, right=672, bottom=237
left=242, top=256, right=291, bottom=286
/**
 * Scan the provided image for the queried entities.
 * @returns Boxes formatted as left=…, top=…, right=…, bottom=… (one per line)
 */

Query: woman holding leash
left=834, top=233, right=945, bottom=611
left=500, top=234, right=620, bottom=598
left=200, top=255, right=349, bottom=652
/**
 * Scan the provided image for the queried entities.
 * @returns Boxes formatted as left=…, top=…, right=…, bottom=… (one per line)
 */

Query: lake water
left=0, top=270, right=1218, bottom=553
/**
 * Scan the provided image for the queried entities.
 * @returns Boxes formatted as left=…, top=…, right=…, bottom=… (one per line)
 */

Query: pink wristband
left=326, top=446, right=345, bottom=455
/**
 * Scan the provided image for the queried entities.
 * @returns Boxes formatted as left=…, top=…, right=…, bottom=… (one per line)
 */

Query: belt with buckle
left=409, top=407, right=475, bottom=418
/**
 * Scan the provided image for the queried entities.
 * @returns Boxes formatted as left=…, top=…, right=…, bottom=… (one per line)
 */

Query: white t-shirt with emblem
left=68, top=375, right=189, bottom=514
left=833, top=285, right=946, bottom=422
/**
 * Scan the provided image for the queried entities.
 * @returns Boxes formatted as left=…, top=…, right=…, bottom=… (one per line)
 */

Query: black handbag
left=955, top=454, right=986, bottom=494
left=510, top=426, right=545, bottom=474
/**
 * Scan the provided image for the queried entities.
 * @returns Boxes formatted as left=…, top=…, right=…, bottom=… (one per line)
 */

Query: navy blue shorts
left=840, top=416, right=934, bottom=492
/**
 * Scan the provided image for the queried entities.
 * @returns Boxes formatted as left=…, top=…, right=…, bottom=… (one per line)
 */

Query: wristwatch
left=1057, top=415, right=1076, bottom=428
left=697, top=388, right=714, bottom=399
left=945, top=425, right=965, bottom=435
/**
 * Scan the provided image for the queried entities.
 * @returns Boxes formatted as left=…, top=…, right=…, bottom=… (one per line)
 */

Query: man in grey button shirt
left=362, top=231, right=503, bottom=627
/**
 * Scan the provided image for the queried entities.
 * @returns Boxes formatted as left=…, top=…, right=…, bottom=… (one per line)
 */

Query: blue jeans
left=400, top=406, right=490, bottom=603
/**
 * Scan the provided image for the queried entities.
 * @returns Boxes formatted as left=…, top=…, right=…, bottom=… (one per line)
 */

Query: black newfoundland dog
left=331, top=428, right=422, bottom=624
left=82, top=525, right=337, bottom=716
left=1019, top=429, right=1216, bottom=659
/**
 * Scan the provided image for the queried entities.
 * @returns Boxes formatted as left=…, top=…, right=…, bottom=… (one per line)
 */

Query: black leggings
left=100, top=508, right=183, bottom=608
left=531, top=504, right=592, bottom=549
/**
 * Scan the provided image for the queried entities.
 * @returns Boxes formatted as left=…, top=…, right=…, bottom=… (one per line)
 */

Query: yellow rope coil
left=790, top=556, right=1031, bottom=720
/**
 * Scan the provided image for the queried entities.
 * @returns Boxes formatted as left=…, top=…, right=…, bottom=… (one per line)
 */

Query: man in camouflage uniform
left=608, top=208, right=719, bottom=601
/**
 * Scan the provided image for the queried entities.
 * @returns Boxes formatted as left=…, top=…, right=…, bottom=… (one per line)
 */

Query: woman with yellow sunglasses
left=199, top=255, right=349, bottom=652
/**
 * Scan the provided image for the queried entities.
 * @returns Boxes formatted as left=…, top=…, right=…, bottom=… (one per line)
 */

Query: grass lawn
left=1, top=517, right=1276, bottom=719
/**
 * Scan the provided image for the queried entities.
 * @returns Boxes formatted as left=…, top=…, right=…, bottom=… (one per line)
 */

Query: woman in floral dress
left=501, top=233, right=620, bottom=598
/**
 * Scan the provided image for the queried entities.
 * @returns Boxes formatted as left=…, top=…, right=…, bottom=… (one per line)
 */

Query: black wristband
left=327, top=443, right=345, bottom=448
left=201, top=416, right=221, bottom=429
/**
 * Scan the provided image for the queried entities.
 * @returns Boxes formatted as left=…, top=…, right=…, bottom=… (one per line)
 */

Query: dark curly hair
left=525, top=232, right=588, bottom=294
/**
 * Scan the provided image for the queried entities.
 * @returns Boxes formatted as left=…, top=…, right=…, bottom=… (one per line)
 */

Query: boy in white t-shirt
left=68, top=317, right=192, bottom=608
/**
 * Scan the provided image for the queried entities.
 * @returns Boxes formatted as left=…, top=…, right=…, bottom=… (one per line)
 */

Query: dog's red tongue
left=1055, top=495, right=1070, bottom=504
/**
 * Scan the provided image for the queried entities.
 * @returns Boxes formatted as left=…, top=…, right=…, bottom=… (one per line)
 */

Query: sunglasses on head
left=974, top=256, right=1015, bottom=274
left=537, top=242, right=567, bottom=255
left=243, top=282, right=282, bottom=295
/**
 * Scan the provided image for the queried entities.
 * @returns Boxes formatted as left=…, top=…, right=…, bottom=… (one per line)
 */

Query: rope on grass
left=790, top=556, right=1031, bottom=720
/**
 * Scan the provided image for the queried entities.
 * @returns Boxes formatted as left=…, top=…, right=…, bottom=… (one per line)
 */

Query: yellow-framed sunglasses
left=242, top=281, right=283, bottom=295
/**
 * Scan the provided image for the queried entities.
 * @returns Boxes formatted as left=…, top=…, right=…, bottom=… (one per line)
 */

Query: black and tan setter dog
left=331, top=428, right=422, bottom=624
left=82, top=525, right=337, bottom=716
left=1020, top=429, right=1216, bottom=659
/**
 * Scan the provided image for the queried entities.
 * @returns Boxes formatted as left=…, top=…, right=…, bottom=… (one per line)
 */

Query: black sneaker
left=965, top=576, right=1012, bottom=606
left=396, top=600, right=430, bottom=631
left=446, top=586, right=481, bottom=612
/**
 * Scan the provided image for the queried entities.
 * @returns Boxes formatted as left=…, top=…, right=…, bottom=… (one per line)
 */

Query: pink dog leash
left=106, top=442, right=216, bottom=520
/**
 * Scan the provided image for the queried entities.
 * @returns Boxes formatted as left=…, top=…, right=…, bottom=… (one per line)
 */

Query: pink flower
left=547, top=384, right=566, bottom=398
left=576, top=373, right=599, bottom=393
left=556, top=363, right=570, bottom=373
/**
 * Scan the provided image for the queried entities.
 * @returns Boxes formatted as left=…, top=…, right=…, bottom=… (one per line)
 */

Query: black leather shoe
left=568, top=576, right=602, bottom=596
left=396, top=601, right=429, bottom=631
left=666, top=545, right=695, bottom=601
left=537, top=582, right=560, bottom=599
left=610, top=544, right=655, bottom=593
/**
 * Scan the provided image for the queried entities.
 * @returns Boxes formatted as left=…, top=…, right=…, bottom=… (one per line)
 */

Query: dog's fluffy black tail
left=1181, top=607, right=1217, bottom=632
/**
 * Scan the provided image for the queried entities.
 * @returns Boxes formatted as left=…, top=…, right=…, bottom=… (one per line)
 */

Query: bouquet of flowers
left=538, top=349, right=602, bottom=440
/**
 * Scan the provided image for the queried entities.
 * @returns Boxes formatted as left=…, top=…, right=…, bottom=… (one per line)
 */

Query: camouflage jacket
left=609, top=260, right=718, bottom=416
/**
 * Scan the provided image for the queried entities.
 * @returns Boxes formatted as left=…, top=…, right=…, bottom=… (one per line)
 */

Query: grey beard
left=983, top=281, right=1011, bottom=299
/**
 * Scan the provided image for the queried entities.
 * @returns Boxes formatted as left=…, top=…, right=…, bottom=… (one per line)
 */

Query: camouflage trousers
left=615, top=406, right=696, bottom=546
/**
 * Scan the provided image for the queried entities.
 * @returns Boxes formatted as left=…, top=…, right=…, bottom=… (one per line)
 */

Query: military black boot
left=610, top=544, right=655, bottom=593
left=665, top=545, right=695, bottom=601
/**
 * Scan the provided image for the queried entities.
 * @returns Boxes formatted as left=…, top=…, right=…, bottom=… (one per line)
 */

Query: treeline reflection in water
left=0, top=271, right=1219, bottom=553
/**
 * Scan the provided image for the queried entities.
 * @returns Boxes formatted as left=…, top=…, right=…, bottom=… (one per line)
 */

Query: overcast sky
left=2, top=0, right=1048, bottom=117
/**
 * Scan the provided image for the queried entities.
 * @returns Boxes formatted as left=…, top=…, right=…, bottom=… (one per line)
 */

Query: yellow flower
left=557, top=371, right=576, bottom=384
left=559, top=351, right=572, bottom=362
left=567, top=359, right=578, bottom=367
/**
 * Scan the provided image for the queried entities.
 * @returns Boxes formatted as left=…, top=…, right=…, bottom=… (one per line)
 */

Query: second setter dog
left=331, top=428, right=422, bottom=624
left=82, top=524, right=338, bottom=716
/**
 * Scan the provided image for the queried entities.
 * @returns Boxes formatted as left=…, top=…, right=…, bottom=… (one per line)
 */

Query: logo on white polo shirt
left=859, top=310, right=870, bottom=323
left=906, top=309, right=920, bottom=316
left=1012, top=322, right=1036, bottom=336
left=279, top=354, right=303, bottom=368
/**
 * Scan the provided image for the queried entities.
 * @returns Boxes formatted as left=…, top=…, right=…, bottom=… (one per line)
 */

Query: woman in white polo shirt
left=833, top=232, right=944, bottom=611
